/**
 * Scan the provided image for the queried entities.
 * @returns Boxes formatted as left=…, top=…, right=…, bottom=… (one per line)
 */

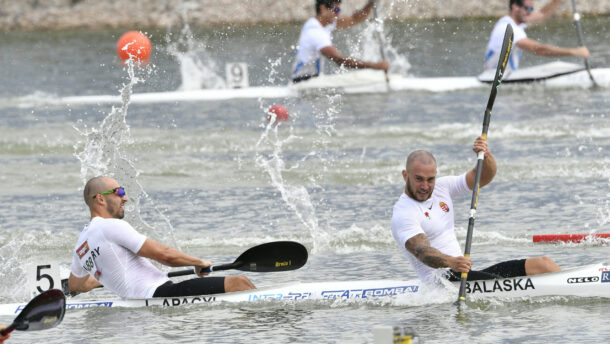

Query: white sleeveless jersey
left=70, top=217, right=169, bottom=298
left=292, top=17, right=336, bottom=79
left=484, top=15, right=527, bottom=73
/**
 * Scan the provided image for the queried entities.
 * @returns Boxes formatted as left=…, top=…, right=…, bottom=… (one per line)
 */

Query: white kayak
left=477, top=60, right=588, bottom=83
left=10, top=62, right=609, bottom=108
left=0, top=262, right=607, bottom=316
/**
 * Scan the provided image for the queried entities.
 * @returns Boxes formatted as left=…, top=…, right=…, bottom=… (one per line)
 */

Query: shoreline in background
left=1, top=0, right=609, bottom=31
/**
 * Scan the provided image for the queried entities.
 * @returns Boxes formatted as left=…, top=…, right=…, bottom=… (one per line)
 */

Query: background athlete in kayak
left=291, top=0, right=389, bottom=83
left=484, top=0, right=590, bottom=73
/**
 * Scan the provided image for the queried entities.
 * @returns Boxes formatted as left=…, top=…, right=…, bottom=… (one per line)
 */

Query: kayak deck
left=0, top=263, right=607, bottom=316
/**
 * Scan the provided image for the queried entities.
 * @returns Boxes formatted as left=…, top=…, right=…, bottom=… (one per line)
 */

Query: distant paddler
left=291, top=0, right=389, bottom=83
left=390, top=137, right=561, bottom=284
left=484, top=0, right=590, bottom=74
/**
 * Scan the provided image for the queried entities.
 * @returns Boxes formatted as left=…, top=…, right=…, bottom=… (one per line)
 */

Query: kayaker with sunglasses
left=292, top=0, right=389, bottom=83
left=67, top=176, right=255, bottom=298
left=484, top=0, right=590, bottom=74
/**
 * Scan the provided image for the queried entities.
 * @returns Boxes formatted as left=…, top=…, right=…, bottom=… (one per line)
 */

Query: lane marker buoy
left=116, top=31, right=151, bottom=63
left=267, top=105, right=290, bottom=122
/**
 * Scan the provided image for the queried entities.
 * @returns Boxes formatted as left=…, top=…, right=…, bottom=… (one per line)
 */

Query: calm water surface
left=0, top=15, right=609, bottom=344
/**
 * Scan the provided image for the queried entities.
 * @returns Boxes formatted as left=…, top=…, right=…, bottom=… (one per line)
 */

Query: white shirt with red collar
left=391, top=173, right=470, bottom=283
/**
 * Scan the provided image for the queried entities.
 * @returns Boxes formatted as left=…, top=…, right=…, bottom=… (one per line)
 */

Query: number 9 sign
left=225, top=63, right=249, bottom=89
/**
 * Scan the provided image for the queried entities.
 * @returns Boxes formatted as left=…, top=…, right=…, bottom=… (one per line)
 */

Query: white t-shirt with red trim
left=70, top=217, right=169, bottom=298
left=391, top=174, right=470, bottom=283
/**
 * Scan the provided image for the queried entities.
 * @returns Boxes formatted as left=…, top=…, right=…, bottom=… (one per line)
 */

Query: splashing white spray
left=73, top=59, right=178, bottom=247
left=255, top=110, right=331, bottom=253
left=166, top=2, right=226, bottom=90
left=350, top=2, right=411, bottom=75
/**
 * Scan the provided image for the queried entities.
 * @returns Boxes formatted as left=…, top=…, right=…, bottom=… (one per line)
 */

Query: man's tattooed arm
left=405, top=233, right=450, bottom=268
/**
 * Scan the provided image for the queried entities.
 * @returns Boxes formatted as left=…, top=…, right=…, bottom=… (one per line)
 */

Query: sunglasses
left=92, top=187, right=125, bottom=199
left=333, top=6, right=341, bottom=14
left=523, top=5, right=533, bottom=13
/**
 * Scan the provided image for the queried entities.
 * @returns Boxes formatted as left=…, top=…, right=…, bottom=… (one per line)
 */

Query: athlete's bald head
left=406, top=150, right=436, bottom=172
left=83, top=176, right=113, bottom=207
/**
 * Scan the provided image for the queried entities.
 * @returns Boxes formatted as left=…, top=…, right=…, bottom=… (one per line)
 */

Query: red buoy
left=116, top=31, right=151, bottom=63
left=267, top=105, right=290, bottom=122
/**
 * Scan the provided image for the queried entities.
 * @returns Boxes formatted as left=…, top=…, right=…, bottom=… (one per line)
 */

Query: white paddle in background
left=372, top=0, right=390, bottom=89
left=570, top=0, right=598, bottom=87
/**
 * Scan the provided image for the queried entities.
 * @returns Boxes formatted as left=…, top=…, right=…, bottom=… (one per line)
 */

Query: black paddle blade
left=4, top=289, right=66, bottom=334
left=230, top=241, right=308, bottom=272
left=486, top=24, right=513, bottom=112
left=166, top=241, right=309, bottom=277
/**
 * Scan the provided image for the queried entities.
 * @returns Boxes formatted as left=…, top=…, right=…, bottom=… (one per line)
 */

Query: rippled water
left=0, top=14, right=609, bottom=344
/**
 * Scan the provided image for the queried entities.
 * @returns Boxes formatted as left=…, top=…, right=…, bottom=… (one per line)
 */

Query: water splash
left=166, top=3, right=226, bottom=90
left=0, top=236, right=32, bottom=301
left=254, top=94, right=351, bottom=253
left=255, top=106, right=330, bottom=253
left=73, top=60, right=178, bottom=247
left=348, top=2, right=411, bottom=76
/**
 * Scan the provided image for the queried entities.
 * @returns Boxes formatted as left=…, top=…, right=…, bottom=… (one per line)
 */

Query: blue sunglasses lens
left=333, top=7, right=340, bottom=14
left=524, top=6, right=533, bottom=12
left=94, top=186, right=126, bottom=199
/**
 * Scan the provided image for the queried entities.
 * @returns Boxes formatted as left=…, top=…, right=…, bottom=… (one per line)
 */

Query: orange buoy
left=267, top=105, right=290, bottom=122
left=116, top=31, right=151, bottom=63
